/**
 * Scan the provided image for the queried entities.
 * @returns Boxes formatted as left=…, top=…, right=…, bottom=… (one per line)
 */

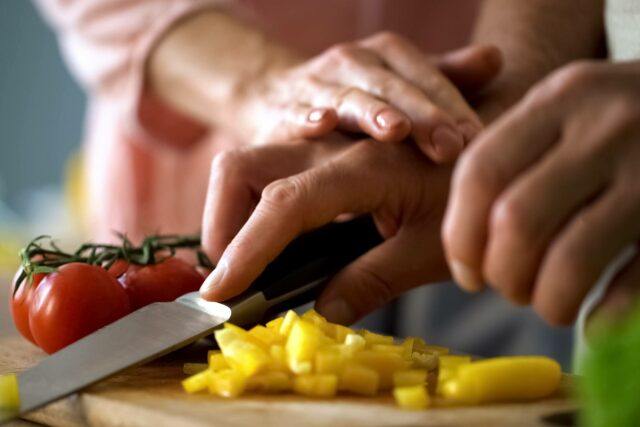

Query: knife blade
left=2, top=215, right=382, bottom=424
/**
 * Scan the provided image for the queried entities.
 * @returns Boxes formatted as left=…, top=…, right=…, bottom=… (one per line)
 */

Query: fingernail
left=450, top=259, right=483, bottom=292
left=318, top=298, right=356, bottom=325
left=431, top=126, right=464, bottom=159
left=459, top=121, right=482, bottom=143
left=308, top=109, right=328, bottom=123
left=200, top=262, right=227, bottom=299
left=375, top=109, right=405, bottom=130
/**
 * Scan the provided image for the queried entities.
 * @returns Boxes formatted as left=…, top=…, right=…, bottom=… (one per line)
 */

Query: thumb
left=436, top=44, right=503, bottom=94
left=315, top=224, right=448, bottom=325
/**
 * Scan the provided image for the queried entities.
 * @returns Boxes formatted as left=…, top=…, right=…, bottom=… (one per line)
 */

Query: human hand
left=199, top=136, right=452, bottom=324
left=443, top=60, right=640, bottom=325
left=238, top=33, right=501, bottom=162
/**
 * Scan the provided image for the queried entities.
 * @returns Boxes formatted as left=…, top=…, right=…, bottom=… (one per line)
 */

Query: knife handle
left=225, top=215, right=383, bottom=323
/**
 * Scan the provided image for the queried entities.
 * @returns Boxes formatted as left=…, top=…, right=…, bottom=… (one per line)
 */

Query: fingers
left=256, top=105, right=339, bottom=144
left=443, top=88, right=569, bottom=292
left=533, top=183, right=640, bottom=325
left=316, top=223, right=447, bottom=324
left=202, top=144, right=328, bottom=263
left=483, top=138, right=609, bottom=305
left=318, top=85, right=412, bottom=143
left=436, top=44, right=503, bottom=94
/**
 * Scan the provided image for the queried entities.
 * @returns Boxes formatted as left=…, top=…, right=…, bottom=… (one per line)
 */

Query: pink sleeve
left=33, top=0, right=236, bottom=148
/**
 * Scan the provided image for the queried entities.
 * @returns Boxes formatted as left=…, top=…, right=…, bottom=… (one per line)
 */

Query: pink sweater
left=35, top=0, right=478, bottom=242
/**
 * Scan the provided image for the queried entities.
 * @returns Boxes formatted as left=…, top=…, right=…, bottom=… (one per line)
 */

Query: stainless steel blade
left=15, top=292, right=231, bottom=416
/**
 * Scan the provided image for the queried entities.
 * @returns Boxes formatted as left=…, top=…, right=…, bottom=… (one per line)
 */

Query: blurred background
left=0, top=0, right=85, bottom=335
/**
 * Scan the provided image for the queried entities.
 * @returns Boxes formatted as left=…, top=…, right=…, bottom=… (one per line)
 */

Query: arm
left=471, top=0, right=605, bottom=122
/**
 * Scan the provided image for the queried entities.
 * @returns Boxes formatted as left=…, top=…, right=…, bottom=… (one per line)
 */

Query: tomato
left=29, top=263, right=131, bottom=354
left=118, top=257, right=204, bottom=310
left=9, top=270, right=45, bottom=344
left=107, top=259, right=129, bottom=278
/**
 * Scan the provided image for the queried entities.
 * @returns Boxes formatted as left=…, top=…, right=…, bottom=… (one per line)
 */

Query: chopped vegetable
left=181, top=309, right=561, bottom=410
left=441, top=356, right=561, bottom=404
left=393, top=385, right=430, bottom=410
left=0, top=374, right=19, bottom=411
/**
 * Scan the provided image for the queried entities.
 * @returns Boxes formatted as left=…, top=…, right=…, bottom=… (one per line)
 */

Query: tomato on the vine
left=9, top=270, right=45, bottom=344
left=29, top=263, right=132, bottom=354
left=118, top=257, right=204, bottom=310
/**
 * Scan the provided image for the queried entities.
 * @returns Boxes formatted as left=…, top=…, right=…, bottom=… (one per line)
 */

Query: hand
left=199, top=136, right=451, bottom=324
left=238, top=32, right=501, bottom=162
left=442, top=60, right=640, bottom=325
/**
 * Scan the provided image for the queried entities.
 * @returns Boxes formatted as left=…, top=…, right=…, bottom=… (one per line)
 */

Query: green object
left=580, top=306, right=640, bottom=427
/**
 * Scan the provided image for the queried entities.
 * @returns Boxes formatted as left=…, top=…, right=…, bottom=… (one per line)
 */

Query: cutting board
left=0, top=335, right=577, bottom=427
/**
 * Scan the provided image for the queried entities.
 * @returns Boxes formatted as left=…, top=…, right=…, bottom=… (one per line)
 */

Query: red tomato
left=29, top=263, right=131, bottom=354
left=107, top=259, right=129, bottom=278
left=118, top=257, right=204, bottom=310
left=9, top=270, right=45, bottom=344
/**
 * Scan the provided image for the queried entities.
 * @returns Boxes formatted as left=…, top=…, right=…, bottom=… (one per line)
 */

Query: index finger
left=199, top=143, right=389, bottom=301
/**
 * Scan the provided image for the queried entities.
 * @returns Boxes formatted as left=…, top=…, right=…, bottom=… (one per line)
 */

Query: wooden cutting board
left=0, top=335, right=577, bottom=427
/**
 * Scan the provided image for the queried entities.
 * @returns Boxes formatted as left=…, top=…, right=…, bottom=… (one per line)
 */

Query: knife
left=1, top=215, right=382, bottom=424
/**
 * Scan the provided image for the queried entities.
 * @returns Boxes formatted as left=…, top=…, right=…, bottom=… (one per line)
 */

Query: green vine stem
left=14, top=234, right=214, bottom=295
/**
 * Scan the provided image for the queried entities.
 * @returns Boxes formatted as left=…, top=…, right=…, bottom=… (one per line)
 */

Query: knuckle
left=210, top=149, right=247, bottom=176
left=548, top=60, right=600, bottom=93
left=261, top=177, right=305, bottom=210
left=370, top=31, right=406, bottom=48
left=455, top=151, right=501, bottom=194
left=326, top=43, right=357, bottom=63
left=490, top=195, right=535, bottom=246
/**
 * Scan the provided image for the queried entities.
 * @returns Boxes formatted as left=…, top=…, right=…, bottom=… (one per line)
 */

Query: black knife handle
left=225, top=215, right=383, bottom=319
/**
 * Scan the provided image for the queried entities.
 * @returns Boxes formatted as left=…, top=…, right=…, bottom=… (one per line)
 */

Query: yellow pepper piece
left=442, top=356, right=561, bottom=404
left=208, top=352, right=229, bottom=371
left=293, top=374, right=338, bottom=398
left=393, top=370, right=427, bottom=388
left=183, top=363, right=208, bottom=375
left=372, top=344, right=404, bottom=355
left=208, top=369, right=247, bottom=398
left=401, top=338, right=415, bottom=360
left=286, top=320, right=325, bottom=374
left=266, top=317, right=283, bottom=331
left=221, top=340, right=270, bottom=376
left=249, top=325, right=282, bottom=346
left=439, top=355, right=472, bottom=369
left=344, top=334, right=366, bottom=354
left=339, top=364, right=379, bottom=396
left=421, top=345, right=449, bottom=355
left=354, top=351, right=411, bottom=390
left=393, top=385, right=430, bottom=410
left=301, top=309, right=327, bottom=328
left=279, top=310, right=299, bottom=336
left=315, top=348, right=344, bottom=375
left=182, top=369, right=212, bottom=394
left=329, top=324, right=355, bottom=343
left=362, top=330, right=394, bottom=347
left=411, top=352, right=438, bottom=371
left=0, top=374, right=20, bottom=411
left=247, top=371, right=292, bottom=393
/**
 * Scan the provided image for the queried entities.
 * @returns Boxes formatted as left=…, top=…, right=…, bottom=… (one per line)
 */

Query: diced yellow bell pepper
left=393, top=370, right=427, bottom=388
left=247, top=371, right=292, bottom=393
left=286, top=320, right=326, bottom=373
left=354, top=351, right=411, bottom=390
left=266, top=317, right=283, bottom=331
left=249, top=325, right=282, bottom=346
left=268, top=345, right=288, bottom=371
left=208, top=369, right=247, bottom=398
left=372, top=344, right=404, bottom=355
left=301, top=309, right=327, bottom=328
left=208, top=351, right=230, bottom=371
left=0, top=374, right=20, bottom=410
left=421, top=345, right=449, bottom=355
left=221, top=340, right=271, bottom=376
left=401, top=338, right=415, bottom=360
left=393, top=385, right=430, bottom=410
left=339, top=364, right=379, bottom=396
left=362, top=330, right=394, bottom=347
left=344, top=334, right=366, bottom=355
left=315, top=347, right=344, bottom=375
left=182, top=369, right=212, bottom=394
left=329, top=324, right=355, bottom=343
left=183, top=363, right=208, bottom=375
left=279, top=310, right=299, bottom=336
left=441, top=356, right=561, bottom=404
left=293, top=374, right=338, bottom=397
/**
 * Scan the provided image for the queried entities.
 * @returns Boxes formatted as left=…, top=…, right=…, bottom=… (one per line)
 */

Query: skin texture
left=199, top=137, right=451, bottom=324
left=149, top=11, right=501, bottom=163
left=443, top=60, right=640, bottom=325
left=29, top=263, right=131, bottom=354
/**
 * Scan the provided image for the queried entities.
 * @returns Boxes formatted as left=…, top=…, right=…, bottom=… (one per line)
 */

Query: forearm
left=148, top=10, right=300, bottom=139
left=472, top=0, right=605, bottom=122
